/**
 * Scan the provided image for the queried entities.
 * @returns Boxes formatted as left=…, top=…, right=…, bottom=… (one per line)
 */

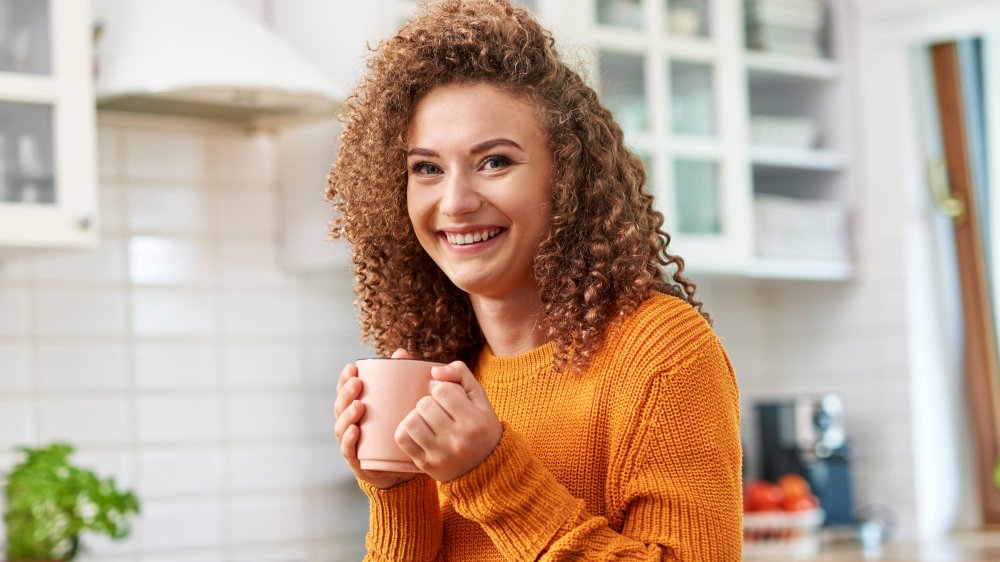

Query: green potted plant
left=2, top=443, right=140, bottom=562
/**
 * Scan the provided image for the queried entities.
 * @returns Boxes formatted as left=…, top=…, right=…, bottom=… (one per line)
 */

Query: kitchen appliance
left=92, top=0, right=344, bottom=124
left=755, top=394, right=854, bottom=525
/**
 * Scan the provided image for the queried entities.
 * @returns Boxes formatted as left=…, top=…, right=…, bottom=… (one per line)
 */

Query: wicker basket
left=742, top=508, right=824, bottom=558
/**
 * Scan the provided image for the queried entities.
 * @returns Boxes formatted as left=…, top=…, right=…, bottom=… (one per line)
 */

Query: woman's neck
left=469, top=287, right=547, bottom=357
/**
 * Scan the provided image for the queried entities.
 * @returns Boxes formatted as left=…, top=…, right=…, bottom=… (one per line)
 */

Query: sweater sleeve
left=441, top=336, right=743, bottom=561
left=358, top=474, right=443, bottom=562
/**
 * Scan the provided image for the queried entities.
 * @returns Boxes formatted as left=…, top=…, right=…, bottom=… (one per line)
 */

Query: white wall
left=0, top=114, right=371, bottom=562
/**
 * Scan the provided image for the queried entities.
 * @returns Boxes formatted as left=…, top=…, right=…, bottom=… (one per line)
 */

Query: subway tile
left=228, top=443, right=311, bottom=491
left=124, top=128, right=208, bottom=182
left=36, top=342, right=129, bottom=391
left=0, top=343, right=31, bottom=392
left=34, top=288, right=128, bottom=337
left=0, top=398, right=35, bottom=446
left=212, top=132, right=275, bottom=184
left=0, top=252, right=29, bottom=282
left=221, top=292, right=301, bottom=337
left=139, top=498, right=224, bottom=551
left=131, top=290, right=217, bottom=337
left=210, top=188, right=277, bottom=238
left=305, top=484, right=369, bottom=541
left=310, top=538, right=368, bottom=562
left=137, top=447, right=225, bottom=497
left=227, top=392, right=308, bottom=440
left=30, top=239, right=126, bottom=285
left=97, top=124, right=120, bottom=178
left=222, top=342, right=303, bottom=387
left=135, top=341, right=219, bottom=390
left=126, top=182, right=210, bottom=234
left=136, top=395, right=222, bottom=444
left=306, top=340, right=373, bottom=386
left=228, top=494, right=307, bottom=543
left=302, top=291, right=362, bottom=339
left=227, top=544, right=309, bottom=562
left=128, top=236, right=215, bottom=285
left=140, top=550, right=224, bottom=562
left=218, top=239, right=299, bottom=288
left=99, top=182, right=124, bottom=232
left=76, top=541, right=134, bottom=562
left=38, top=397, right=130, bottom=445
left=308, top=440, right=356, bottom=487
left=305, top=387, right=337, bottom=439
left=72, top=447, right=137, bottom=490
left=0, top=290, right=30, bottom=336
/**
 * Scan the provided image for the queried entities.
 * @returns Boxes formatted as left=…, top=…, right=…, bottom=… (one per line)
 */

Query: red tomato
left=777, top=473, right=812, bottom=501
left=743, top=480, right=785, bottom=512
left=781, top=494, right=820, bottom=512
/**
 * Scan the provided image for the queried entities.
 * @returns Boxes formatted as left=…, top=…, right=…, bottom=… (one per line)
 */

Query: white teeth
left=447, top=228, right=501, bottom=245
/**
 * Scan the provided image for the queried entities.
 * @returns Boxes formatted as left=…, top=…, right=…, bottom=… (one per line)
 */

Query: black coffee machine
left=755, top=394, right=854, bottom=525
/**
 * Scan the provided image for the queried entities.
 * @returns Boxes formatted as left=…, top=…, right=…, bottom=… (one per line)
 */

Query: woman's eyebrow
left=406, top=138, right=524, bottom=158
left=407, top=147, right=439, bottom=157
left=470, top=138, right=523, bottom=154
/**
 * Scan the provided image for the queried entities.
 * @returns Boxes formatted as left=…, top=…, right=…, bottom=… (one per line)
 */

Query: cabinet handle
left=77, top=215, right=94, bottom=231
left=928, top=158, right=966, bottom=222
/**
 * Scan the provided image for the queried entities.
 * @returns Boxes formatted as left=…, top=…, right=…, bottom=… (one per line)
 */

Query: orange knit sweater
left=359, top=293, right=743, bottom=561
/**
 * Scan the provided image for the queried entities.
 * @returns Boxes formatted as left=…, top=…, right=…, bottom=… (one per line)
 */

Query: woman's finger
left=334, top=377, right=362, bottom=418
left=335, top=399, right=364, bottom=442
left=336, top=362, right=358, bottom=393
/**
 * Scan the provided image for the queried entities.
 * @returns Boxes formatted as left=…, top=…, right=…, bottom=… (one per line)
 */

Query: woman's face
left=406, top=82, right=553, bottom=300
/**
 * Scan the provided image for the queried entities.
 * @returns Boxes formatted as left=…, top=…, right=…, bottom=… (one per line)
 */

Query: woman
left=330, top=0, right=742, bottom=560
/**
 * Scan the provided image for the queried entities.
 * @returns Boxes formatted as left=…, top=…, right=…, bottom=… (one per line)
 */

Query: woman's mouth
left=444, top=227, right=504, bottom=246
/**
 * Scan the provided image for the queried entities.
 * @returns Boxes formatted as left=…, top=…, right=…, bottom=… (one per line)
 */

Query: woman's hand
left=334, top=349, right=419, bottom=489
left=395, top=360, right=503, bottom=482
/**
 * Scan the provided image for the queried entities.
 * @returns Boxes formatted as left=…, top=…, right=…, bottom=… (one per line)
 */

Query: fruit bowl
left=742, top=507, right=825, bottom=558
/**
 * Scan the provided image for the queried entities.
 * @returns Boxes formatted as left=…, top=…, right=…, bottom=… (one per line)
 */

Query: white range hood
left=92, top=0, right=345, bottom=123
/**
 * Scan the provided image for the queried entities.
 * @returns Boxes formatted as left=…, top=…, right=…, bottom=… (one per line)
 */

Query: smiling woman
left=327, top=0, right=742, bottom=560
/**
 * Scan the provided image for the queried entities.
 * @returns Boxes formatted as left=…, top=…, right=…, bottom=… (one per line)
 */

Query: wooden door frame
left=929, top=41, right=1000, bottom=526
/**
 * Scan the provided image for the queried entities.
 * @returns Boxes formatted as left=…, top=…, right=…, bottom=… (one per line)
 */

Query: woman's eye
left=411, top=162, right=442, bottom=175
left=482, top=155, right=512, bottom=171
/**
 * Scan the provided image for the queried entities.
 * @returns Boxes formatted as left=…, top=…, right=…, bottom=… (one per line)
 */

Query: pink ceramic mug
left=355, top=357, right=444, bottom=472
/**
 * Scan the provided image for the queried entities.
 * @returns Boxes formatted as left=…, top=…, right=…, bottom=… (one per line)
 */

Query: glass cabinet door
left=0, top=0, right=51, bottom=75
left=0, top=100, right=55, bottom=204
left=669, top=60, right=716, bottom=136
left=672, top=158, right=721, bottom=235
left=0, top=0, right=97, bottom=248
left=665, top=0, right=710, bottom=38
left=599, top=51, right=649, bottom=135
left=597, top=0, right=643, bottom=30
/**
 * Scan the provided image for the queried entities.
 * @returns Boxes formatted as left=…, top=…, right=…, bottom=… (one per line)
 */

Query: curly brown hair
left=327, top=0, right=708, bottom=372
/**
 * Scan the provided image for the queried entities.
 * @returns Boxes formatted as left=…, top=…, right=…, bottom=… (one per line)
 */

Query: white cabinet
left=389, top=0, right=854, bottom=279
left=574, top=0, right=854, bottom=279
left=0, top=0, right=97, bottom=249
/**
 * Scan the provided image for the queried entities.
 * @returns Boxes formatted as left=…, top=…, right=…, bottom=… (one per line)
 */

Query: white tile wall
left=0, top=116, right=367, bottom=561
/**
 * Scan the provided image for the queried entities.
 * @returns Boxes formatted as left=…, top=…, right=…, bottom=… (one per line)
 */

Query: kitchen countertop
left=746, top=531, right=1000, bottom=561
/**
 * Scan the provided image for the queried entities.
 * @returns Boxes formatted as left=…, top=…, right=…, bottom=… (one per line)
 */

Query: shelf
left=748, top=257, right=854, bottom=281
left=744, top=51, right=838, bottom=81
left=663, top=37, right=720, bottom=62
left=749, top=146, right=844, bottom=171
left=671, top=136, right=724, bottom=158
left=593, top=28, right=647, bottom=53
left=0, top=72, right=58, bottom=103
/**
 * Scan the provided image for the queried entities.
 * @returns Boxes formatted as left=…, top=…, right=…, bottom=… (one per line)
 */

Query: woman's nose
left=439, top=171, right=483, bottom=217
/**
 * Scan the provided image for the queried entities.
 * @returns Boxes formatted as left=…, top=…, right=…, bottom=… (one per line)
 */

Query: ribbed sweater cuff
left=359, top=474, right=442, bottom=561
left=441, top=426, right=582, bottom=557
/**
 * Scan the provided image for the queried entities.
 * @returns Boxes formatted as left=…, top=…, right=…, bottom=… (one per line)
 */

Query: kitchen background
left=0, top=0, right=997, bottom=560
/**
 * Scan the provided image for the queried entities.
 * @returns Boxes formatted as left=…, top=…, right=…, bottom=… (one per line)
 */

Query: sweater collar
left=476, top=341, right=554, bottom=384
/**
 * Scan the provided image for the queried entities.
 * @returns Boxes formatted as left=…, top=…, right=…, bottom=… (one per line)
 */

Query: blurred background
left=0, top=0, right=999, bottom=560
